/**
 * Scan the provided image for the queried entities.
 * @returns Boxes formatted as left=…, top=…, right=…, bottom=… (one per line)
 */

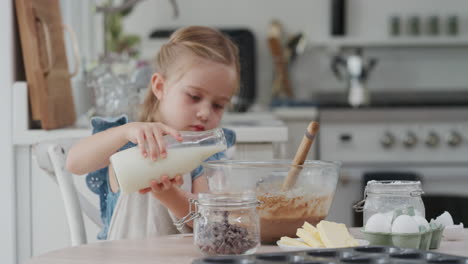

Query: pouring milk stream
left=110, top=128, right=227, bottom=193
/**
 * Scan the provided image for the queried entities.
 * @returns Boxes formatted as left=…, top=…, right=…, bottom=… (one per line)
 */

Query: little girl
left=66, top=26, right=240, bottom=240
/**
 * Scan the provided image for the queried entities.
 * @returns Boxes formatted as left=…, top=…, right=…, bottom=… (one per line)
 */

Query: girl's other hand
left=125, top=122, right=183, bottom=160
left=138, top=174, right=184, bottom=195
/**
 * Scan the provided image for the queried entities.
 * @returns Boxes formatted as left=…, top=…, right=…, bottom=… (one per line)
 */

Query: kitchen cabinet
left=15, top=146, right=101, bottom=262
left=323, top=167, right=363, bottom=227
left=273, top=107, right=319, bottom=159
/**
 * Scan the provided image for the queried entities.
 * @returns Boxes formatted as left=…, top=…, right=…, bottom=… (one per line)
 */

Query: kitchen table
left=24, top=228, right=468, bottom=264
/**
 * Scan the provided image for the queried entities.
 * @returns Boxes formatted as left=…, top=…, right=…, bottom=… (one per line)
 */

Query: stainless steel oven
left=318, top=107, right=468, bottom=227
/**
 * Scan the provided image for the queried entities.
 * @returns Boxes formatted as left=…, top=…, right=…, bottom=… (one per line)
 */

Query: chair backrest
left=34, top=139, right=102, bottom=246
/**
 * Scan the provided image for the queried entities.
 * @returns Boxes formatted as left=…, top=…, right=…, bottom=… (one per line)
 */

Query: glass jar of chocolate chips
left=175, top=192, right=260, bottom=256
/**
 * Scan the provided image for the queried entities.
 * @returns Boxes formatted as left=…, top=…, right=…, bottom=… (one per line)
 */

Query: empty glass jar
left=176, top=192, right=260, bottom=256
left=86, top=53, right=152, bottom=121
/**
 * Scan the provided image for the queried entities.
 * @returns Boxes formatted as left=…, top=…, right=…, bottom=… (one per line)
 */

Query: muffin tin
left=362, top=225, right=444, bottom=250
left=192, top=246, right=467, bottom=264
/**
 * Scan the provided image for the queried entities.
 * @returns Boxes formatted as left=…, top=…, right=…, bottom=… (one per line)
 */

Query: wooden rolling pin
left=281, top=121, right=320, bottom=191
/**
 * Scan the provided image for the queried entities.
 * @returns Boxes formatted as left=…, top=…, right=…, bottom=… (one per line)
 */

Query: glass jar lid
left=197, top=192, right=259, bottom=207
left=365, top=180, right=423, bottom=196
left=174, top=192, right=259, bottom=229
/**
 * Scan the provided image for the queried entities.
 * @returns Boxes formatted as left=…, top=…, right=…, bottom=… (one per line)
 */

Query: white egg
left=365, top=213, right=392, bottom=233
left=434, top=211, right=454, bottom=227
left=412, top=215, right=430, bottom=230
left=392, top=215, right=420, bottom=234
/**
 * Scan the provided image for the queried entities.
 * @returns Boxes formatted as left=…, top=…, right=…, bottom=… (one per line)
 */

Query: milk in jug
left=110, top=128, right=227, bottom=193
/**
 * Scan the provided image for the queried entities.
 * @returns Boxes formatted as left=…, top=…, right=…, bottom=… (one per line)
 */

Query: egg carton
left=362, top=226, right=444, bottom=250
left=192, top=246, right=467, bottom=264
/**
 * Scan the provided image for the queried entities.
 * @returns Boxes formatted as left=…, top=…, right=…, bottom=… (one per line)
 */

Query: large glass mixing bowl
left=202, top=160, right=341, bottom=243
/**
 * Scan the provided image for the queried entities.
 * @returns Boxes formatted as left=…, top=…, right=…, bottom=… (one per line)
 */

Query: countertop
left=272, top=106, right=318, bottom=120
left=24, top=228, right=468, bottom=264
left=13, top=117, right=288, bottom=146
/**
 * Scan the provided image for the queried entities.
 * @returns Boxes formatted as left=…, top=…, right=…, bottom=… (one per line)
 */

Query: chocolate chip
left=196, top=211, right=257, bottom=255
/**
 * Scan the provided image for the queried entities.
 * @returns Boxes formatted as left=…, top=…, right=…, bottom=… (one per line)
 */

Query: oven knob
left=403, top=132, right=418, bottom=148
left=380, top=132, right=395, bottom=149
left=425, top=131, right=439, bottom=148
left=447, top=131, right=463, bottom=147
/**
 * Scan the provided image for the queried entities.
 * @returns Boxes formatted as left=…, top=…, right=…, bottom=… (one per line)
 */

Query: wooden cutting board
left=15, top=0, right=76, bottom=130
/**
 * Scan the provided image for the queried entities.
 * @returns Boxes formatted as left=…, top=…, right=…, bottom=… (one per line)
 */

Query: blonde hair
left=139, top=26, right=240, bottom=122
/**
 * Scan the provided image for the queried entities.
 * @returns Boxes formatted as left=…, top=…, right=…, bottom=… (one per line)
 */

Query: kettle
left=331, top=48, right=377, bottom=107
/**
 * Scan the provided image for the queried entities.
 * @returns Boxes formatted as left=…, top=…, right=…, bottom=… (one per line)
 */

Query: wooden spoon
left=281, top=121, right=320, bottom=191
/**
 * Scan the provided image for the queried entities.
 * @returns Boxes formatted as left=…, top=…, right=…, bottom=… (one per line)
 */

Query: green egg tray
left=361, top=226, right=444, bottom=250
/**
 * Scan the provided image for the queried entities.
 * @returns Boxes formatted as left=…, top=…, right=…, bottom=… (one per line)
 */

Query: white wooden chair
left=34, top=139, right=103, bottom=246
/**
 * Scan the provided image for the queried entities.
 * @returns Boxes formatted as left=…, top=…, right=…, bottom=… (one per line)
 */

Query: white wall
left=121, top=0, right=468, bottom=105
left=0, top=0, right=16, bottom=263
left=60, top=0, right=96, bottom=117
left=60, top=0, right=468, bottom=111
left=123, top=0, right=330, bottom=106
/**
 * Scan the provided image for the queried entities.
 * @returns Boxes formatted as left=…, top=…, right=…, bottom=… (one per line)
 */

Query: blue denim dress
left=86, top=115, right=236, bottom=240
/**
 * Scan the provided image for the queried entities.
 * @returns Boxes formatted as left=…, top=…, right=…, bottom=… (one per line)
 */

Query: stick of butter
left=279, top=236, right=309, bottom=247
left=316, top=220, right=359, bottom=248
left=303, top=221, right=321, bottom=240
left=296, top=228, right=325, bottom=248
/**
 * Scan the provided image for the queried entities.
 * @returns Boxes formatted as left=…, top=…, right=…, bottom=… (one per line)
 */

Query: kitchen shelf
left=310, top=36, right=468, bottom=49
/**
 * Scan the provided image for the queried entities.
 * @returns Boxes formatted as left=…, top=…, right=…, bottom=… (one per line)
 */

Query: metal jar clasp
left=353, top=199, right=366, bottom=212
left=174, top=198, right=200, bottom=229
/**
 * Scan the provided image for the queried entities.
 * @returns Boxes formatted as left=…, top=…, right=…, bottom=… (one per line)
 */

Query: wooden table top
left=25, top=228, right=468, bottom=264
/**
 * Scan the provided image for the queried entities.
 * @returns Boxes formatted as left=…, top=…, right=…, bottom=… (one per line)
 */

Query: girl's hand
left=138, top=175, right=184, bottom=195
left=125, top=122, right=182, bottom=160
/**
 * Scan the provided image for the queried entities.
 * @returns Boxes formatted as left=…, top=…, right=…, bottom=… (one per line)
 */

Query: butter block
left=317, top=220, right=359, bottom=248
left=279, top=236, right=309, bottom=247
left=297, top=228, right=325, bottom=248
left=303, top=221, right=321, bottom=240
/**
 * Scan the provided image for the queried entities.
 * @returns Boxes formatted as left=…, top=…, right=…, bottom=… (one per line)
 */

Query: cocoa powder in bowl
left=257, top=187, right=334, bottom=243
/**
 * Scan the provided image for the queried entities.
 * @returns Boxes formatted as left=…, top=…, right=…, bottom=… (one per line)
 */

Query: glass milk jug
left=110, top=128, right=227, bottom=193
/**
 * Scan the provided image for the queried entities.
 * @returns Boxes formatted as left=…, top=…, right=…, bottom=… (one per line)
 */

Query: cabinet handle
left=36, top=15, right=80, bottom=78
left=36, top=16, right=54, bottom=76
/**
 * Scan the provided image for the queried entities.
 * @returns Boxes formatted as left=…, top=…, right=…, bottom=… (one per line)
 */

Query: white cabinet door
left=31, top=154, right=73, bottom=256
left=277, top=120, right=318, bottom=160
left=15, top=146, right=32, bottom=264
left=16, top=146, right=101, bottom=263
left=30, top=154, right=101, bottom=257
left=325, top=170, right=362, bottom=227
